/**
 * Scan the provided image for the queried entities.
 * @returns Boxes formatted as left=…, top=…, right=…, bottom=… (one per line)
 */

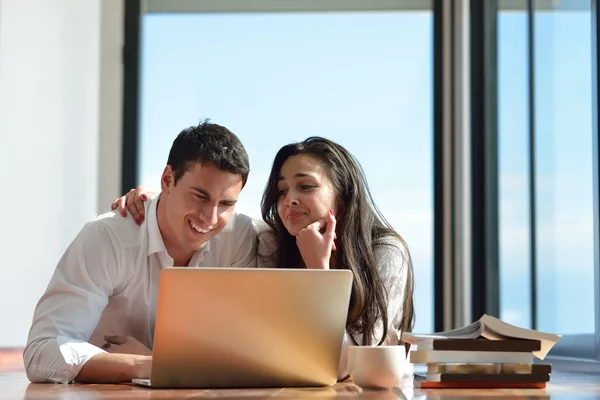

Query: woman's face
left=276, top=154, right=339, bottom=236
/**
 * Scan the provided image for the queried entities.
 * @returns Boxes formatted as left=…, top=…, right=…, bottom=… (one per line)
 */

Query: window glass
left=139, top=11, right=434, bottom=332
left=498, top=0, right=532, bottom=329
left=533, top=1, right=594, bottom=334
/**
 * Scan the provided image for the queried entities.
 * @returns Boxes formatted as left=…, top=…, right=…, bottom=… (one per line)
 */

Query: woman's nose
left=284, top=191, right=298, bottom=206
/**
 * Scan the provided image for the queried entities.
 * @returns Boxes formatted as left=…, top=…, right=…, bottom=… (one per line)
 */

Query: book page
left=402, top=322, right=483, bottom=344
left=480, top=314, right=561, bottom=359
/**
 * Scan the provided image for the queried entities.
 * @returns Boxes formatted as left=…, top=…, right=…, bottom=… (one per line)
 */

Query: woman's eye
left=277, top=189, right=286, bottom=196
left=300, top=184, right=315, bottom=190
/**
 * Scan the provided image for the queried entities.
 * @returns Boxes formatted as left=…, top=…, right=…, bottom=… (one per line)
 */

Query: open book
left=401, top=314, right=561, bottom=360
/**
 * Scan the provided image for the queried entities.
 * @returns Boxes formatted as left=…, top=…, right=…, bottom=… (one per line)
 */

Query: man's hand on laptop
left=102, top=335, right=152, bottom=356
left=76, top=337, right=152, bottom=383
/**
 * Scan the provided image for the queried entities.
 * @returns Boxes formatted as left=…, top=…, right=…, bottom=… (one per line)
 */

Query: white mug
left=347, top=345, right=408, bottom=389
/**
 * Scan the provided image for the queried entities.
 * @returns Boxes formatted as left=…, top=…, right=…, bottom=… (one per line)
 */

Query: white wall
left=0, top=0, right=123, bottom=347
left=99, top=0, right=124, bottom=210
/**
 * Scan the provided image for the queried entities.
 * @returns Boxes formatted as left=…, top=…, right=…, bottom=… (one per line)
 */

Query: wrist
left=130, top=355, right=152, bottom=379
left=306, top=261, right=329, bottom=269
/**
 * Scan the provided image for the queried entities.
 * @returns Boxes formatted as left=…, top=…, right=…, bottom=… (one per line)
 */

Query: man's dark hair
left=167, top=119, right=250, bottom=187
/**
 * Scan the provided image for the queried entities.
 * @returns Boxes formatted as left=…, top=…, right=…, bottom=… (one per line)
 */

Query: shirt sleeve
left=23, top=221, right=121, bottom=383
left=229, top=215, right=258, bottom=268
left=254, top=220, right=276, bottom=268
left=336, top=237, right=411, bottom=378
left=373, top=237, right=411, bottom=345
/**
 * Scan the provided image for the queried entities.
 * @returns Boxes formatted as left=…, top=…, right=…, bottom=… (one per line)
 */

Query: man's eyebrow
left=190, top=186, right=238, bottom=204
left=278, top=173, right=313, bottom=181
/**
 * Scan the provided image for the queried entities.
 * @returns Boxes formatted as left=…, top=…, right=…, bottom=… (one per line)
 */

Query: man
left=24, top=121, right=257, bottom=383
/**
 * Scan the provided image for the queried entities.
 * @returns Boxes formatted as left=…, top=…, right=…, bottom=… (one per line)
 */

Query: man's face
left=160, top=162, right=243, bottom=256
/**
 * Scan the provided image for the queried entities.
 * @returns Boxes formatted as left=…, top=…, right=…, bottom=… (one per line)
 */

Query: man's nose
left=200, top=205, right=218, bottom=225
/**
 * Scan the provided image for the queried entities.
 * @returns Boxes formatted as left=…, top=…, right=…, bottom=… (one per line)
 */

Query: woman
left=259, top=137, right=414, bottom=346
left=112, top=137, right=415, bottom=372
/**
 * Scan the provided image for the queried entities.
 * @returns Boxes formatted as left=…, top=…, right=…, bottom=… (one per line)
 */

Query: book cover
left=420, top=372, right=550, bottom=383
left=413, top=375, right=547, bottom=389
left=417, top=338, right=540, bottom=352
left=409, top=350, right=534, bottom=364
left=427, top=363, right=552, bottom=375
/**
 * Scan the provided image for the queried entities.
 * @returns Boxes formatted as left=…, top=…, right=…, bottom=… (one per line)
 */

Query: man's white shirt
left=24, top=195, right=257, bottom=383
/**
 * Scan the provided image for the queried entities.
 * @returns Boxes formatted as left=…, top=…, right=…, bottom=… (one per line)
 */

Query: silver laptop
left=132, top=267, right=353, bottom=388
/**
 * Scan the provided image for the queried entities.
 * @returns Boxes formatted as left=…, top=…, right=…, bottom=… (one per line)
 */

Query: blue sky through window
left=140, top=11, right=434, bottom=334
left=498, top=5, right=594, bottom=334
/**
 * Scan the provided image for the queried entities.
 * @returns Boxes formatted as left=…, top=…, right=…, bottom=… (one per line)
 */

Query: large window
left=126, top=0, right=600, bottom=364
left=498, top=0, right=595, bottom=358
left=136, top=2, right=435, bottom=333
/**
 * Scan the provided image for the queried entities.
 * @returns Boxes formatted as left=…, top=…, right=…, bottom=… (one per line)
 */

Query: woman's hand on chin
left=296, top=210, right=337, bottom=269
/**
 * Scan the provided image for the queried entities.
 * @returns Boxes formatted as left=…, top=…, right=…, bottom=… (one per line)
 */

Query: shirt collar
left=147, top=194, right=212, bottom=263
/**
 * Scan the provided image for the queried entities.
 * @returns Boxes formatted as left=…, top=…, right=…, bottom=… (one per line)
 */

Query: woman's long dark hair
left=260, top=137, right=415, bottom=344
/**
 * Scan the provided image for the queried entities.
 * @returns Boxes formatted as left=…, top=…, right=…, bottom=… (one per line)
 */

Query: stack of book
left=401, top=314, right=561, bottom=389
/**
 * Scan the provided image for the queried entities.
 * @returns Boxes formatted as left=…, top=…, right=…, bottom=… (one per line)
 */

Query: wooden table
left=3, top=350, right=600, bottom=399
left=2, top=370, right=599, bottom=399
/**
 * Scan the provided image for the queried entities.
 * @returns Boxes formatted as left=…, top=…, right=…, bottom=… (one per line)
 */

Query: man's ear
left=160, top=166, right=174, bottom=192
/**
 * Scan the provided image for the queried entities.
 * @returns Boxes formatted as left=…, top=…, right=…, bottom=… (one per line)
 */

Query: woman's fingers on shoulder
left=128, top=201, right=143, bottom=224
left=135, top=186, right=153, bottom=200
left=111, top=190, right=132, bottom=217
left=134, top=199, right=146, bottom=224
left=135, top=186, right=149, bottom=201
left=118, top=196, right=128, bottom=217
left=121, top=187, right=141, bottom=223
